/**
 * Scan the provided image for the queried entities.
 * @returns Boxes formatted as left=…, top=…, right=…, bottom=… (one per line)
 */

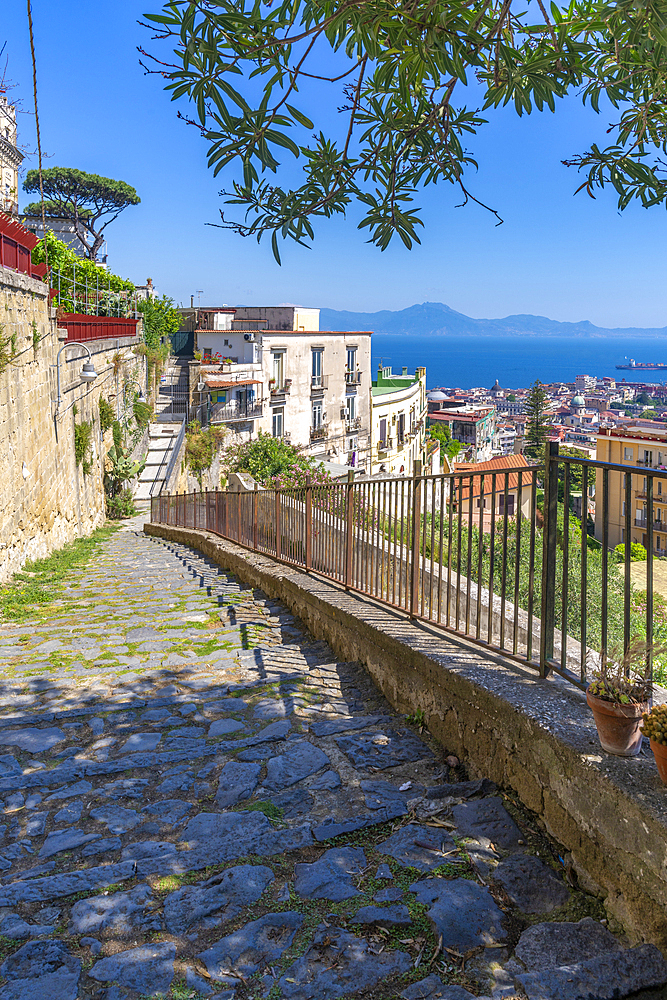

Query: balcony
left=346, top=416, right=362, bottom=432
left=345, top=370, right=362, bottom=385
left=210, top=400, right=264, bottom=423
left=310, top=424, right=328, bottom=441
left=634, top=517, right=666, bottom=531
left=311, top=374, right=329, bottom=391
left=270, top=378, right=292, bottom=397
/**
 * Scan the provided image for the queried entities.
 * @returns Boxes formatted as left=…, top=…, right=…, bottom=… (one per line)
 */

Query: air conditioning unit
left=244, top=333, right=256, bottom=342
left=340, top=407, right=347, bottom=419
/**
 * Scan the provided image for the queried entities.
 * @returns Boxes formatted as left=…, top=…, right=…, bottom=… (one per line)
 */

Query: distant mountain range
left=319, top=301, right=667, bottom=338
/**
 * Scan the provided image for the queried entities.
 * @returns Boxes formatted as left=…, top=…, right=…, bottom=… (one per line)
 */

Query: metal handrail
left=149, top=418, right=186, bottom=498
left=152, top=446, right=667, bottom=694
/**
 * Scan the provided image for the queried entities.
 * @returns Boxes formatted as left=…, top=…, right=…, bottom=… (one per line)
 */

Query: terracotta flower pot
left=586, top=688, right=648, bottom=756
left=650, top=739, right=667, bottom=784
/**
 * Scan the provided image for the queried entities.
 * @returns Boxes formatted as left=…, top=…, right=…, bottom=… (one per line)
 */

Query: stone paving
left=0, top=517, right=665, bottom=1000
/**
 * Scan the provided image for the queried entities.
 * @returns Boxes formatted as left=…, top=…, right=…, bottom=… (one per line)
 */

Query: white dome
left=428, top=390, right=447, bottom=401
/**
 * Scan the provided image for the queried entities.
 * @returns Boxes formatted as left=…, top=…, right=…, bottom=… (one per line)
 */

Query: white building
left=0, top=93, right=22, bottom=216
left=191, top=307, right=372, bottom=470
left=496, top=422, right=517, bottom=455
left=370, top=366, right=428, bottom=476
left=575, top=374, right=597, bottom=393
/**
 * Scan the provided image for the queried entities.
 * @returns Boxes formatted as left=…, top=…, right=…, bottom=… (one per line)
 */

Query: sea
left=370, top=334, right=667, bottom=391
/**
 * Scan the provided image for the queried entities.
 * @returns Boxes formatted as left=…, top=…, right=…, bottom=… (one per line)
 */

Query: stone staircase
left=134, top=422, right=183, bottom=503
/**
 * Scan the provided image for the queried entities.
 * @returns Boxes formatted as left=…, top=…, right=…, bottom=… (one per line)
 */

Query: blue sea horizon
left=370, top=334, right=667, bottom=391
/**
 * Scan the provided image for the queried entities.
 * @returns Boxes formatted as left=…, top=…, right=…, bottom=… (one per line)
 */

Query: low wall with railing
left=151, top=457, right=604, bottom=687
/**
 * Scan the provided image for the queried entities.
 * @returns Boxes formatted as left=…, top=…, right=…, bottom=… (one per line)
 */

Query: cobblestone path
left=0, top=520, right=665, bottom=1000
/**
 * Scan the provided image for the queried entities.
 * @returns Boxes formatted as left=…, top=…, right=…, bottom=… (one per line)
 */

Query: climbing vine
left=185, top=420, right=225, bottom=487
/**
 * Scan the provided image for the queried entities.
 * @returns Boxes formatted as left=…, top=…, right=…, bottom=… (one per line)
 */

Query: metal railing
left=210, top=399, right=263, bottom=423
left=51, top=265, right=140, bottom=318
left=149, top=419, right=186, bottom=499
left=151, top=444, right=664, bottom=691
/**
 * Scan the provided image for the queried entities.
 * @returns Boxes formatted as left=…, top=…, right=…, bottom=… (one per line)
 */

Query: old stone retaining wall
left=0, top=266, right=145, bottom=581
left=145, top=520, right=667, bottom=953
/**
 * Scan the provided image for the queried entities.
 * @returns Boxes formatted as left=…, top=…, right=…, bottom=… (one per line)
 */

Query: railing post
left=275, top=489, right=282, bottom=560
left=345, top=470, right=354, bottom=590
left=410, top=460, right=423, bottom=619
left=540, top=441, right=559, bottom=677
left=305, top=475, right=312, bottom=571
left=253, top=482, right=259, bottom=551
left=193, top=488, right=197, bottom=530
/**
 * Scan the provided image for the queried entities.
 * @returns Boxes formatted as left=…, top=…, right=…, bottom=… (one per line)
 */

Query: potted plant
left=586, top=643, right=652, bottom=756
left=641, top=704, right=667, bottom=783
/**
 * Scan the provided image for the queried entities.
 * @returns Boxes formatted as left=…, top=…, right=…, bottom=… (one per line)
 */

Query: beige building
left=192, top=308, right=372, bottom=470
left=370, top=366, right=427, bottom=476
left=454, top=454, right=534, bottom=531
left=596, top=426, right=667, bottom=554
left=0, top=93, right=22, bottom=215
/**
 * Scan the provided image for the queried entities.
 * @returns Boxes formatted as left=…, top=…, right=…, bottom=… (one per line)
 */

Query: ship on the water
left=616, top=359, right=667, bottom=370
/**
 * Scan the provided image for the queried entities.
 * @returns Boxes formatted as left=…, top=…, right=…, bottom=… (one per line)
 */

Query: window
left=311, top=349, right=323, bottom=387
left=397, top=413, right=405, bottom=445
left=272, top=407, right=284, bottom=438
left=203, top=347, right=212, bottom=360
left=346, top=347, right=357, bottom=382
left=645, top=450, right=653, bottom=467
left=624, top=447, right=634, bottom=460
left=660, top=482, right=664, bottom=496
left=272, top=351, right=285, bottom=388
left=346, top=396, right=356, bottom=422
left=379, top=417, right=387, bottom=446
left=499, top=494, right=515, bottom=516
left=622, top=501, right=625, bottom=516
left=312, top=401, right=323, bottom=430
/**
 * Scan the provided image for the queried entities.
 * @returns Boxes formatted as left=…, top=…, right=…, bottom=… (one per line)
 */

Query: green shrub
left=74, top=419, right=93, bottom=475
left=106, top=487, right=139, bottom=519
left=221, top=430, right=331, bottom=488
left=185, top=420, right=226, bottom=486
left=99, top=397, right=115, bottom=433
left=133, top=399, right=153, bottom=428
left=614, top=542, right=647, bottom=562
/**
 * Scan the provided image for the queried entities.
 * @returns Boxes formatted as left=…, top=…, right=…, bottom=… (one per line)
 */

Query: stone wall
left=0, top=266, right=145, bottom=581
left=145, top=520, right=667, bottom=953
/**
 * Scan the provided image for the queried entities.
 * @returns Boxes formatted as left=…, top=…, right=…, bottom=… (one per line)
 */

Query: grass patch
left=0, top=523, right=120, bottom=623
left=242, top=800, right=284, bottom=822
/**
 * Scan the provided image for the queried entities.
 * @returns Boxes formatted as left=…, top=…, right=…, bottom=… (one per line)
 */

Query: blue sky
left=3, top=0, right=667, bottom=328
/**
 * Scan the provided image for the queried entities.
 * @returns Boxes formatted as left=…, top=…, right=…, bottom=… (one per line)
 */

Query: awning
left=202, top=378, right=263, bottom=389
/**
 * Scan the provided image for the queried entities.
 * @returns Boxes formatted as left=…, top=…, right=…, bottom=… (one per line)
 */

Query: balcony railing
left=311, top=374, right=329, bottom=390
left=345, top=370, right=362, bottom=384
left=346, top=416, right=362, bottom=431
left=210, top=400, right=264, bottom=423
left=270, top=379, right=292, bottom=396
left=310, top=424, right=328, bottom=440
